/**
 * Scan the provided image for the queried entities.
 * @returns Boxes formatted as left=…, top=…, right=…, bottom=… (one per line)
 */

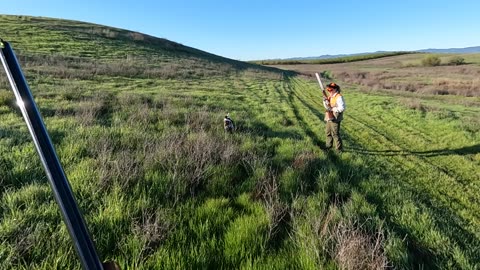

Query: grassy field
left=250, top=52, right=416, bottom=65
left=1, top=15, right=479, bottom=269
left=269, top=53, right=480, bottom=97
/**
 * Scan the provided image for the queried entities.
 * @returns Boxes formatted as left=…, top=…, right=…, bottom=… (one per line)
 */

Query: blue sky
left=3, top=0, right=480, bottom=60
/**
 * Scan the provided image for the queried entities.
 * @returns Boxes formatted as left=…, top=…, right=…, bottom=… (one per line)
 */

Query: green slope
left=0, top=15, right=479, bottom=270
left=0, top=15, right=284, bottom=80
left=1, top=14, right=239, bottom=60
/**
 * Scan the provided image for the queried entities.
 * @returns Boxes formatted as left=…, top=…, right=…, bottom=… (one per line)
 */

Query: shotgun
left=0, top=39, right=119, bottom=270
left=314, top=72, right=334, bottom=121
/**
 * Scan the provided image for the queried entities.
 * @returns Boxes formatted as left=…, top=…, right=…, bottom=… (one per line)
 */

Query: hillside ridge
left=0, top=14, right=283, bottom=75
left=0, top=14, right=285, bottom=80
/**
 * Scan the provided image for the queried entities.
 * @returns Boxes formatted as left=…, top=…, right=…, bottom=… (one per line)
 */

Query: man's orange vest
left=330, top=93, right=342, bottom=107
left=330, top=93, right=343, bottom=122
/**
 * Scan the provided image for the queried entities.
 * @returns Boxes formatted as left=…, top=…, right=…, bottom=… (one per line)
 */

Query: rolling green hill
left=0, top=15, right=283, bottom=81
left=1, top=15, right=479, bottom=269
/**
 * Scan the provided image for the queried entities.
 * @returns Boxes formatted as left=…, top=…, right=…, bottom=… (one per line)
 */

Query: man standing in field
left=323, top=82, right=345, bottom=152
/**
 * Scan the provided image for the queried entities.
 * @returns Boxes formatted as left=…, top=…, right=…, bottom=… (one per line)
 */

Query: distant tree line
left=251, top=52, right=416, bottom=65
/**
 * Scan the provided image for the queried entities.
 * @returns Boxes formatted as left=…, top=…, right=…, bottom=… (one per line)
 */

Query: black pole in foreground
left=0, top=40, right=104, bottom=270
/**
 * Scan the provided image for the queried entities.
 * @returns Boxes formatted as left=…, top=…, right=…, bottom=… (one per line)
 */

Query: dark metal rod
left=0, top=40, right=103, bottom=270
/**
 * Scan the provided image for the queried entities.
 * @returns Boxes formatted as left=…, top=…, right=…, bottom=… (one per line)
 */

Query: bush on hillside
left=422, top=55, right=441, bottom=66
left=321, top=70, right=333, bottom=80
left=447, top=56, right=465, bottom=65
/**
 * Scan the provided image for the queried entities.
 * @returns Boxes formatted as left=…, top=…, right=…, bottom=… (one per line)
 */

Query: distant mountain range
left=285, top=46, right=480, bottom=61
left=416, top=46, right=480, bottom=53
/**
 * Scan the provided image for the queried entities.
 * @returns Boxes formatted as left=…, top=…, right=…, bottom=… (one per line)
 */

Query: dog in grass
left=224, top=114, right=235, bottom=133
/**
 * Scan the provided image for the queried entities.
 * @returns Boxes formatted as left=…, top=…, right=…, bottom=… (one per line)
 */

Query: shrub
left=0, top=90, right=14, bottom=107
left=75, top=99, right=107, bottom=126
left=333, top=220, right=389, bottom=269
left=448, top=56, right=465, bottom=65
left=321, top=70, right=333, bottom=80
left=421, top=55, right=441, bottom=66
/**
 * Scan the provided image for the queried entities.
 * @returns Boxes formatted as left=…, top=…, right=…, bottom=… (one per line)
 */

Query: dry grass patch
left=333, top=220, right=389, bottom=270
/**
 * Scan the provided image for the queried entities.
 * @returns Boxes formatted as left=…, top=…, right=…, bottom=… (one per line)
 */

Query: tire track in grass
left=379, top=115, right=480, bottom=185
left=358, top=157, right=480, bottom=268
left=290, top=77, right=480, bottom=265
left=348, top=101, right=480, bottom=202
left=347, top=113, right=480, bottom=211
left=241, top=79, right=279, bottom=115
left=348, top=136, right=480, bottom=266
left=293, top=77, right=479, bottom=266
left=344, top=104, right=480, bottom=252
left=286, top=78, right=334, bottom=142
left=352, top=108, right=476, bottom=181
left=239, top=78, right=304, bottom=140
left=284, top=76, right=478, bottom=222
left=367, top=111, right=479, bottom=184
left=289, top=77, right=476, bottom=188
left=286, top=78, right=475, bottom=257
left=282, top=77, right=324, bottom=147
left=347, top=90, right=479, bottom=178
left=342, top=107, right=480, bottom=267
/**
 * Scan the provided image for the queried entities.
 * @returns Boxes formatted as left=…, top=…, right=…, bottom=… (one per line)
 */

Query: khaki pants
left=325, top=121, right=342, bottom=151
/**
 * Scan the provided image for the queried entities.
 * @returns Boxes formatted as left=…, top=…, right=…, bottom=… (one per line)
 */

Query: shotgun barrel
left=0, top=40, right=104, bottom=270
left=315, top=72, right=325, bottom=91
left=314, top=72, right=334, bottom=121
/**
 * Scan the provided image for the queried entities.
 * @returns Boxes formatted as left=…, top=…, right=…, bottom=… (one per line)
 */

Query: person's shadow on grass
left=346, top=144, right=480, bottom=157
